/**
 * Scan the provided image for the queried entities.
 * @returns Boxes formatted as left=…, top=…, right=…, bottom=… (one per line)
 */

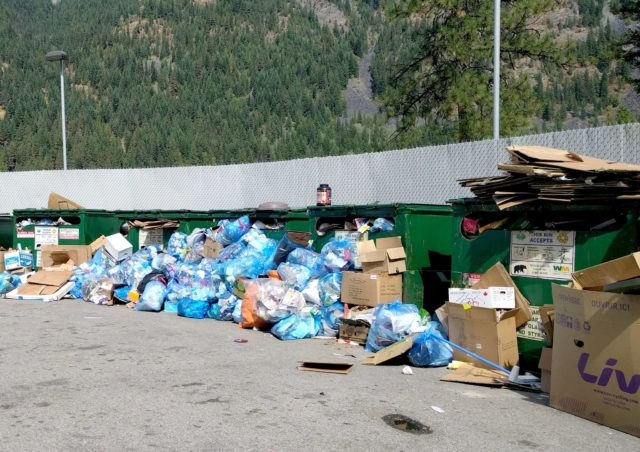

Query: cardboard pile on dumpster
left=459, top=145, right=640, bottom=209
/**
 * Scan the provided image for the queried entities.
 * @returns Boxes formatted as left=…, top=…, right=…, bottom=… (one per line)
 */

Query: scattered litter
left=430, top=406, right=445, bottom=414
left=298, top=361, right=353, bottom=374
left=401, top=366, right=413, bottom=375
left=332, top=353, right=357, bottom=358
left=233, top=338, right=248, bottom=344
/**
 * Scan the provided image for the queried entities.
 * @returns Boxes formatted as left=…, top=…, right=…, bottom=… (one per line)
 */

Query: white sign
left=139, top=228, right=164, bottom=248
left=510, top=230, right=575, bottom=280
left=36, top=250, right=41, bottom=269
left=16, top=230, right=35, bottom=239
left=59, top=228, right=80, bottom=240
left=334, top=230, right=368, bottom=269
left=517, top=305, right=544, bottom=342
left=34, top=226, right=58, bottom=249
left=448, top=287, right=516, bottom=309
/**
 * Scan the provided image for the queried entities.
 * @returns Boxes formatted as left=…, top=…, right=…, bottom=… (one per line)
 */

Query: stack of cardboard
left=340, top=237, right=406, bottom=307
left=546, top=254, right=640, bottom=438
left=459, top=145, right=640, bottom=209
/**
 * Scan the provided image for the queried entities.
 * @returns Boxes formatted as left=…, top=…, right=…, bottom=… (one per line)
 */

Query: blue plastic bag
left=321, top=239, right=355, bottom=273
left=365, top=302, right=422, bottom=353
left=408, top=322, right=453, bottom=367
left=135, top=281, right=167, bottom=312
left=217, top=241, right=247, bottom=263
left=286, top=248, right=325, bottom=278
left=214, top=216, right=251, bottom=245
left=152, top=253, right=178, bottom=280
left=0, top=272, right=22, bottom=294
left=209, top=293, right=239, bottom=321
left=318, top=273, right=342, bottom=306
left=319, top=302, right=345, bottom=336
left=273, top=231, right=310, bottom=265
left=271, top=314, right=321, bottom=340
left=369, top=218, right=395, bottom=233
left=164, top=300, right=178, bottom=313
left=277, top=262, right=311, bottom=290
left=224, top=254, right=263, bottom=280
left=232, top=297, right=244, bottom=323
left=177, top=298, right=211, bottom=319
left=167, top=232, right=189, bottom=260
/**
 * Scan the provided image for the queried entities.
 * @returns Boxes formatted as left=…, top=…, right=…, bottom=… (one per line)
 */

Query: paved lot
left=0, top=300, right=638, bottom=451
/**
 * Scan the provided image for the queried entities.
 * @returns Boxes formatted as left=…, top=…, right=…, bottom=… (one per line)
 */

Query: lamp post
left=45, top=50, right=68, bottom=170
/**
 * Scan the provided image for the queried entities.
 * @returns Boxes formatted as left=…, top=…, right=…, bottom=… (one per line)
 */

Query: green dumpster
left=450, top=198, right=640, bottom=370
left=0, top=214, right=13, bottom=249
left=13, top=209, right=120, bottom=267
left=307, top=204, right=453, bottom=310
left=249, top=208, right=312, bottom=240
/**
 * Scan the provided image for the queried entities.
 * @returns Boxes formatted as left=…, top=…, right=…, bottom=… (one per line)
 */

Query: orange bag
left=239, top=280, right=268, bottom=330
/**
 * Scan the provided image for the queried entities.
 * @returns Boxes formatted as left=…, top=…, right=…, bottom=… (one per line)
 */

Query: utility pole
left=45, top=50, right=68, bottom=170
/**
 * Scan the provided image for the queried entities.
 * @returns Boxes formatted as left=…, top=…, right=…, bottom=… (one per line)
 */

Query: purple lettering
left=615, top=371, right=640, bottom=395
left=578, top=353, right=598, bottom=383
left=577, top=353, right=640, bottom=395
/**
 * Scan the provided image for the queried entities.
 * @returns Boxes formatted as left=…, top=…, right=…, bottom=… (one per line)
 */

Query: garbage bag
left=87, top=279, right=114, bottom=305
left=321, top=239, right=355, bottom=273
left=277, top=262, right=311, bottom=290
left=302, top=278, right=321, bottom=306
left=185, top=230, right=207, bottom=263
left=224, top=254, right=263, bottom=280
left=167, top=232, right=189, bottom=260
left=209, top=293, right=239, bottom=321
left=239, top=280, right=270, bottom=329
left=271, top=314, right=321, bottom=340
left=254, top=285, right=304, bottom=323
left=113, top=286, right=133, bottom=302
left=408, top=322, right=453, bottom=367
left=365, top=302, right=422, bottom=353
left=152, top=253, right=179, bottom=280
left=232, top=297, right=244, bottom=323
left=106, top=263, right=127, bottom=285
left=214, top=215, right=251, bottom=245
left=135, top=281, right=167, bottom=312
left=319, top=302, right=345, bottom=336
left=286, top=248, right=325, bottom=278
left=273, top=231, right=311, bottom=265
left=369, top=218, right=395, bottom=233
left=126, top=259, right=153, bottom=290
left=0, top=272, right=22, bottom=294
left=245, top=236, right=278, bottom=274
left=217, top=241, right=247, bottom=263
left=164, top=300, right=178, bottom=313
left=318, top=273, right=342, bottom=306
left=177, top=298, right=211, bottom=319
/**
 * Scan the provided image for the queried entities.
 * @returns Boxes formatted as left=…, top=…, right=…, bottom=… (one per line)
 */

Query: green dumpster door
left=451, top=199, right=640, bottom=370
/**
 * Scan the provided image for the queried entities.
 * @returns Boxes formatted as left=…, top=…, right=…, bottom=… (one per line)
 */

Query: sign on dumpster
left=510, top=230, right=575, bottom=280
left=34, top=226, right=58, bottom=248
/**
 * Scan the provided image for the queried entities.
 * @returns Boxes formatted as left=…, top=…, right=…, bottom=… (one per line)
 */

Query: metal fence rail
left=1, top=123, right=639, bottom=212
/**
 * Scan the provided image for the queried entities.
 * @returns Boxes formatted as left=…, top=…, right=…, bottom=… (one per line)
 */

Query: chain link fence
left=1, top=123, right=639, bottom=212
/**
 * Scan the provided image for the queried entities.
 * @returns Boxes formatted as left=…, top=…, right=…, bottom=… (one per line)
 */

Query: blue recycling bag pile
left=66, top=214, right=452, bottom=367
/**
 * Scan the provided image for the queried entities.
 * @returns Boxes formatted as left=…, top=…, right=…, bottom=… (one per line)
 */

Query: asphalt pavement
left=0, top=300, right=638, bottom=451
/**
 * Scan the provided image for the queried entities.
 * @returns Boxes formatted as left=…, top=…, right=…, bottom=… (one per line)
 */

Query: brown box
left=338, top=319, right=370, bottom=344
left=40, top=245, right=92, bottom=269
left=341, top=272, right=402, bottom=307
left=201, top=237, right=223, bottom=259
left=357, top=236, right=407, bottom=275
left=538, top=347, right=552, bottom=394
left=550, top=284, right=640, bottom=438
left=446, top=302, right=520, bottom=370
left=571, top=252, right=640, bottom=290
left=48, top=192, right=83, bottom=209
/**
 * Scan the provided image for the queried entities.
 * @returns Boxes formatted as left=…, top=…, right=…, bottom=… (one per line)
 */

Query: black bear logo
left=513, top=264, right=527, bottom=274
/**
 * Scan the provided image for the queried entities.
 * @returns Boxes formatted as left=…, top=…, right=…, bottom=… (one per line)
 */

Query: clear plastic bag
left=408, top=322, right=453, bottom=367
left=209, top=293, right=239, bottom=321
left=301, top=278, right=321, bottom=306
left=214, top=215, right=251, bottom=245
left=369, top=218, right=395, bottom=233
left=152, top=253, right=179, bottom=280
left=365, top=302, right=422, bottom=353
left=135, top=281, right=167, bottom=312
left=319, top=302, right=345, bottom=337
left=277, top=262, right=311, bottom=290
left=232, top=297, right=244, bottom=323
left=224, top=254, right=263, bottom=280
left=167, top=232, right=189, bottom=260
left=321, top=239, right=355, bottom=273
left=177, top=298, right=211, bottom=319
left=126, top=259, right=153, bottom=290
left=286, top=248, right=325, bottom=278
left=185, top=230, right=207, bottom=263
left=271, top=313, right=321, bottom=340
left=251, top=279, right=293, bottom=323
left=318, top=273, right=342, bottom=306
left=0, top=272, right=22, bottom=294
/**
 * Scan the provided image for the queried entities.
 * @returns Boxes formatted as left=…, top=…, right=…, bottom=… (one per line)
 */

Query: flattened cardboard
left=298, top=362, right=353, bottom=374
left=571, top=252, right=640, bottom=290
left=550, top=284, right=640, bottom=438
left=7, top=281, right=74, bottom=301
left=472, top=262, right=532, bottom=327
left=362, top=336, right=414, bottom=365
left=507, top=145, right=640, bottom=173
left=201, top=237, right=224, bottom=259
left=441, top=363, right=507, bottom=387
left=446, top=302, right=519, bottom=370
left=48, top=192, right=83, bottom=209
left=538, top=347, right=552, bottom=394
left=18, top=270, right=72, bottom=296
left=40, top=245, right=92, bottom=268
left=341, top=272, right=402, bottom=307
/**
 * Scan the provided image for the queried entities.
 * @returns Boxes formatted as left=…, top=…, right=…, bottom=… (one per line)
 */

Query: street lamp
left=45, top=50, right=68, bottom=170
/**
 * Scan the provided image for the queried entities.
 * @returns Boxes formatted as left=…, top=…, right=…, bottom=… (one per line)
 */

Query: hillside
left=0, top=0, right=637, bottom=171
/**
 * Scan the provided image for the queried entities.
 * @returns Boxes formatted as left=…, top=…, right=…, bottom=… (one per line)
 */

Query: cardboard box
left=472, top=262, right=532, bottom=328
left=0, top=250, right=5, bottom=272
left=338, top=319, right=370, bottom=344
left=550, top=284, right=640, bottom=438
left=4, top=249, right=32, bottom=271
left=446, top=302, right=520, bottom=370
left=539, top=305, right=555, bottom=346
left=362, top=335, right=415, bottom=365
left=17, top=271, right=72, bottom=296
left=48, top=192, right=83, bottom=209
left=104, top=233, right=133, bottom=262
left=201, top=237, right=223, bottom=259
left=538, top=347, right=552, bottom=394
left=571, top=252, right=640, bottom=290
left=40, top=245, right=92, bottom=268
left=357, top=236, right=407, bottom=275
left=341, top=272, right=402, bottom=307
left=448, top=287, right=515, bottom=309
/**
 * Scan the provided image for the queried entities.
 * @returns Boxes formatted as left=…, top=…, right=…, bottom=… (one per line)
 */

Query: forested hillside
left=0, top=0, right=637, bottom=171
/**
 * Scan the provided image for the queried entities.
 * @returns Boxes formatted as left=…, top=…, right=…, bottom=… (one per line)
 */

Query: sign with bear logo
left=510, top=230, right=575, bottom=280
